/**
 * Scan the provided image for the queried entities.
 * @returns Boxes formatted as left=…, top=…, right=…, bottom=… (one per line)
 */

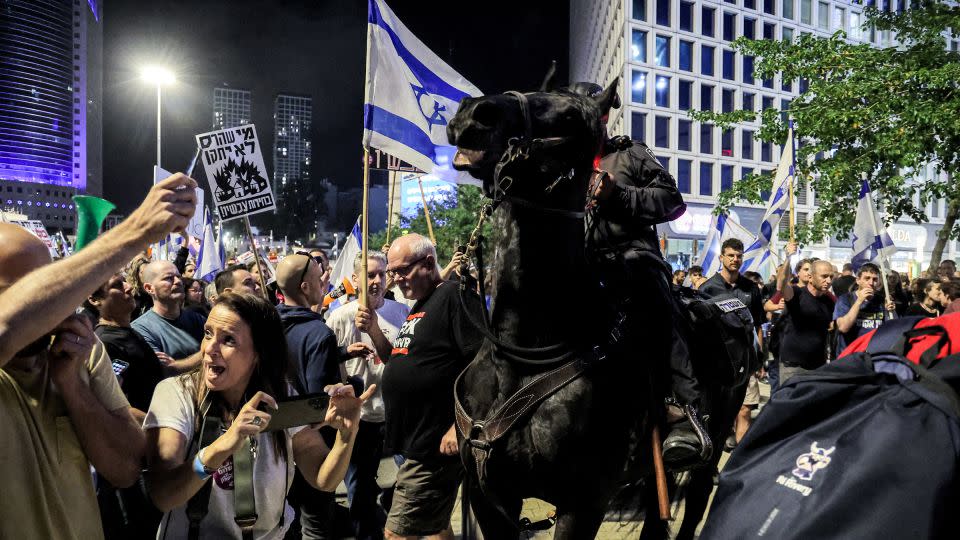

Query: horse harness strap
left=454, top=358, right=587, bottom=482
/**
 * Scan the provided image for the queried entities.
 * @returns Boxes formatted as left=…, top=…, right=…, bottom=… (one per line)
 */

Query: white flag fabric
left=741, top=125, right=795, bottom=271
left=364, top=0, right=482, bottom=186
left=327, top=219, right=363, bottom=312
left=195, top=208, right=223, bottom=282
left=699, top=213, right=762, bottom=278
left=851, top=180, right=897, bottom=270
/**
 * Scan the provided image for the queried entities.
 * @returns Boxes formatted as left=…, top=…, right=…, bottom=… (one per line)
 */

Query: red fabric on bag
left=840, top=313, right=960, bottom=364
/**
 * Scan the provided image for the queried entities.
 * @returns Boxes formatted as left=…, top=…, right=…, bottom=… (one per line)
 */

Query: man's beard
left=14, top=334, right=52, bottom=358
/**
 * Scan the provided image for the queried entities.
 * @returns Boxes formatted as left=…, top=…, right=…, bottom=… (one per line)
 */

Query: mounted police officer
left=568, top=82, right=711, bottom=469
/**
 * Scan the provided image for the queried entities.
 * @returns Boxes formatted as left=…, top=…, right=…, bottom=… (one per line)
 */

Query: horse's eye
left=472, top=100, right=500, bottom=127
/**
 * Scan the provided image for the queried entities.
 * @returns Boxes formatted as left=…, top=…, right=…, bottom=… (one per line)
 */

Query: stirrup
left=661, top=401, right=713, bottom=471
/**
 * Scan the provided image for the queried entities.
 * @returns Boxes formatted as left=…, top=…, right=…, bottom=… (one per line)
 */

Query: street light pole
left=156, top=84, right=162, bottom=170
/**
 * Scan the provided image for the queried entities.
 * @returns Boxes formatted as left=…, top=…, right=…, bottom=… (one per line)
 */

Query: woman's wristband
left=193, top=447, right=214, bottom=480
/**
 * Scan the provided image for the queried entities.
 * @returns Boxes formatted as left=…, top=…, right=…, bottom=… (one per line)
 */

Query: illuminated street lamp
left=140, top=66, right=175, bottom=171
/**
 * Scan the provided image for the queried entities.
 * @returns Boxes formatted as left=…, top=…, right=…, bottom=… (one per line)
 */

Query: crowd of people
left=3, top=162, right=959, bottom=539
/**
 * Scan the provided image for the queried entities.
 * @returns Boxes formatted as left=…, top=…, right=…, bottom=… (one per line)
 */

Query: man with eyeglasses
left=380, top=233, right=484, bottom=540
left=274, top=252, right=373, bottom=538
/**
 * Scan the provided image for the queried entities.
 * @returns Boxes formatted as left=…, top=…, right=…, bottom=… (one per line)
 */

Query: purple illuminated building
left=0, top=0, right=102, bottom=233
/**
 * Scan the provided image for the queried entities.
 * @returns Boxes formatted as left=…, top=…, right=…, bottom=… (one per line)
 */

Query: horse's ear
left=592, top=78, right=621, bottom=115
left=538, top=60, right=557, bottom=92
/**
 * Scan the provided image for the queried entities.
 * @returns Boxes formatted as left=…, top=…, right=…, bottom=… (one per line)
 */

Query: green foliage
left=369, top=184, right=493, bottom=264
left=690, top=3, right=960, bottom=253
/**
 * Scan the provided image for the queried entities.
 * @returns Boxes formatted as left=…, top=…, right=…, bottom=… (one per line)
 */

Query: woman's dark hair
left=188, top=292, right=293, bottom=461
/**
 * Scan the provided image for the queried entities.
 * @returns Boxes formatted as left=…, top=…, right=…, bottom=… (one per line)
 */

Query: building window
left=701, top=45, right=715, bottom=76
left=782, top=27, right=794, bottom=41
left=655, top=76, right=670, bottom=107
left=631, top=111, right=647, bottom=141
left=700, top=162, right=714, bottom=196
left=762, top=95, right=774, bottom=111
left=633, top=0, right=646, bottom=20
left=743, top=55, right=755, bottom=84
left=631, top=30, right=647, bottom=62
left=655, top=116, right=671, bottom=148
left=656, top=0, right=670, bottom=26
left=782, top=98, right=792, bottom=111
left=679, top=80, right=693, bottom=110
left=799, top=77, right=809, bottom=93
left=631, top=70, right=648, bottom=103
left=764, top=0, right=776, bottom=15
left=800, top=0, right=812, bottom=25
left=833, top=6, right=845, bottom=31
left=761, top=141, right=773, bottom=161
left=742, top=130, right=754, bottom=159
left=850, top=11, right=862, bottom=39
left=782, top=76, right=793, bottom=92
left=680, top=1, right=694, bottom=31
left=678, top=120, right=692, bottom=151
left=723, top=12, right=737, bottom=41
left=783, top=0, right=794, bottom=20
left=701, top=84, right=714, bottom=111
left=722, top=50, right=736, bottom=80
left=656, top=35, right=671, bottom=67
left=763, top=22, right=776, bottom=40
left=657, top=156, right=670, bottom=170
left=744, top=0, right=756, bottom=9
left=702, top=6, right=716, bottom=37
left=679, top=40, right=693, bottom=71
left=677, top=159, right=692, bottom=193
left=818, top=1, right=829, bottom=30
left=722, top=88, right=736, bottom=113
left=700, top=124, right=714, bottom=154
left=744, top=17, right=756, bottom=40
left=743, top=92, right=755, bottom=111
left=763, top=76, right=774, bottom=89
left=722, top=129, right=734, bottom=156
left=721, top=165, right=735, bottom=192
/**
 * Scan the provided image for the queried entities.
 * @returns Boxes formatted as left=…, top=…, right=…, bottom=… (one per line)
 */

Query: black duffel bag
left=674, top=286, right=758, bottom=388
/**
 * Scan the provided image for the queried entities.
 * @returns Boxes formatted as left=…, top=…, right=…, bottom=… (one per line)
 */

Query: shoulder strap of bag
left=233, top=436, right=258, bottom=540
left=185, top=396, right=222, bottom=540
left=865, top=352, right=960, bottom=419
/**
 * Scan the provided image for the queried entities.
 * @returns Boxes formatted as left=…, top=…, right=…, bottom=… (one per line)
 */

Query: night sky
left=102, top=0, right=568, bottom=228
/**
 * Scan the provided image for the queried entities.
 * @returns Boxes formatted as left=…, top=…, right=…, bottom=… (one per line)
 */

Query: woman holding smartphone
left=144, top=292, right=373, bottom=539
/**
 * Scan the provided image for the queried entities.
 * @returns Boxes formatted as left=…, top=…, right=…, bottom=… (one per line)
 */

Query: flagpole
left=361, top=147, right=370, bottom=308
left=788, top=121, right=796, bottom=244
left=384, top=169, right=397, bottom=250
left=862, top=172, right=895, bottom=320
left=417, top=176, right=437, bottom=245
left=243, top=216, right=269, bottom=300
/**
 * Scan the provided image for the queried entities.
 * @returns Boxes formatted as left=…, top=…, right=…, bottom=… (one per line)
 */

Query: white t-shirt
left=144, top=377, right=304, bottom=540
left=325, top=299, right=409, bottom=423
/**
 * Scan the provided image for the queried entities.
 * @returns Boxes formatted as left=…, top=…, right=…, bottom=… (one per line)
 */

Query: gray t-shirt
left=144, top=377, right=303, bottom=540
left=132, top=309, right=206, bottom=359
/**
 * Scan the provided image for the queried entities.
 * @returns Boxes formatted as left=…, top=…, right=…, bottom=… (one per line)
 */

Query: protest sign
left=12, top=220, right=58, bottom=258
left=195, top=124, right=276, bottom=221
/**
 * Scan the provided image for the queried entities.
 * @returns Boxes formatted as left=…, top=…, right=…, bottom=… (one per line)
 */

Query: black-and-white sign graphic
left=195, top=124, right=276, bottom=221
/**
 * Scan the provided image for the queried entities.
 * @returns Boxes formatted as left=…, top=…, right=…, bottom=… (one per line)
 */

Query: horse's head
left=448, top=79, right=619, bottom=200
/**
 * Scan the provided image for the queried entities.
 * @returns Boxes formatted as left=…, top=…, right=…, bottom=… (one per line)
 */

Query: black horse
left=448, top=82, right=659, bottom=539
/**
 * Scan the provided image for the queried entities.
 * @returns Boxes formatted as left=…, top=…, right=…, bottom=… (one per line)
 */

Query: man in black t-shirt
left=777, top=243, right=836, bottom=384
left=379, top=233, right=483, bottom=540
left=87, top=272, right=164, bottom=539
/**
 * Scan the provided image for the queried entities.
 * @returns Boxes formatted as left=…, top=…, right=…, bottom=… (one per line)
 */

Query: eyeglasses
left=295, top=251, right=314, bottom=285
left=386, top=255, right=428, bottom=279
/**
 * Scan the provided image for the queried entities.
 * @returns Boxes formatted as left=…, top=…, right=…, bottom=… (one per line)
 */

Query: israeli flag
left=698, top=213, right=762, bottom=278
left=195, top=208, right=223, bottom=282
left=741, top=124, right=795, bottom=271
left=850, top=180, right=897, bottom=271
left=364, top=0, right=482, bottom=186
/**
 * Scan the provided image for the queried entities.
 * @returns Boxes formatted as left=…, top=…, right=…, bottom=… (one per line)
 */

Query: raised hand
left=122, top=173, right=198, bottom=244
left=322, top=383, right=376, bottom=433
left=48, top=314, right=96, bottom=393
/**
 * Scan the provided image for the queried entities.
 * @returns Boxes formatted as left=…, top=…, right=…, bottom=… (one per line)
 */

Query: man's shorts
left=743, top=375, right=760, bottom=407
left=385, top=455, right=463, bottom=536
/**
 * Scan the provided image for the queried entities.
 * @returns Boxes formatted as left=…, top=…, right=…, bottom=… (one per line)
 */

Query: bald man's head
left=142, top=260, right=184, bottom=306
left=276, top=254, right=323, bottom=306
left=810, top=260, right=835, bottom=293
left=0, top=223, right=52, bottom=292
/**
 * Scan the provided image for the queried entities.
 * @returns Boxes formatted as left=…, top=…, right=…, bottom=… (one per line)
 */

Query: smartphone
left=258, top=393, right=331, bottom=432
left=111, top=359, right=130, bottom=379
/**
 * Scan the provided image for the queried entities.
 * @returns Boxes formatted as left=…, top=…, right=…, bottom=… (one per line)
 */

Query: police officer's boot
left=662, top=398, right=712, bottom=471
